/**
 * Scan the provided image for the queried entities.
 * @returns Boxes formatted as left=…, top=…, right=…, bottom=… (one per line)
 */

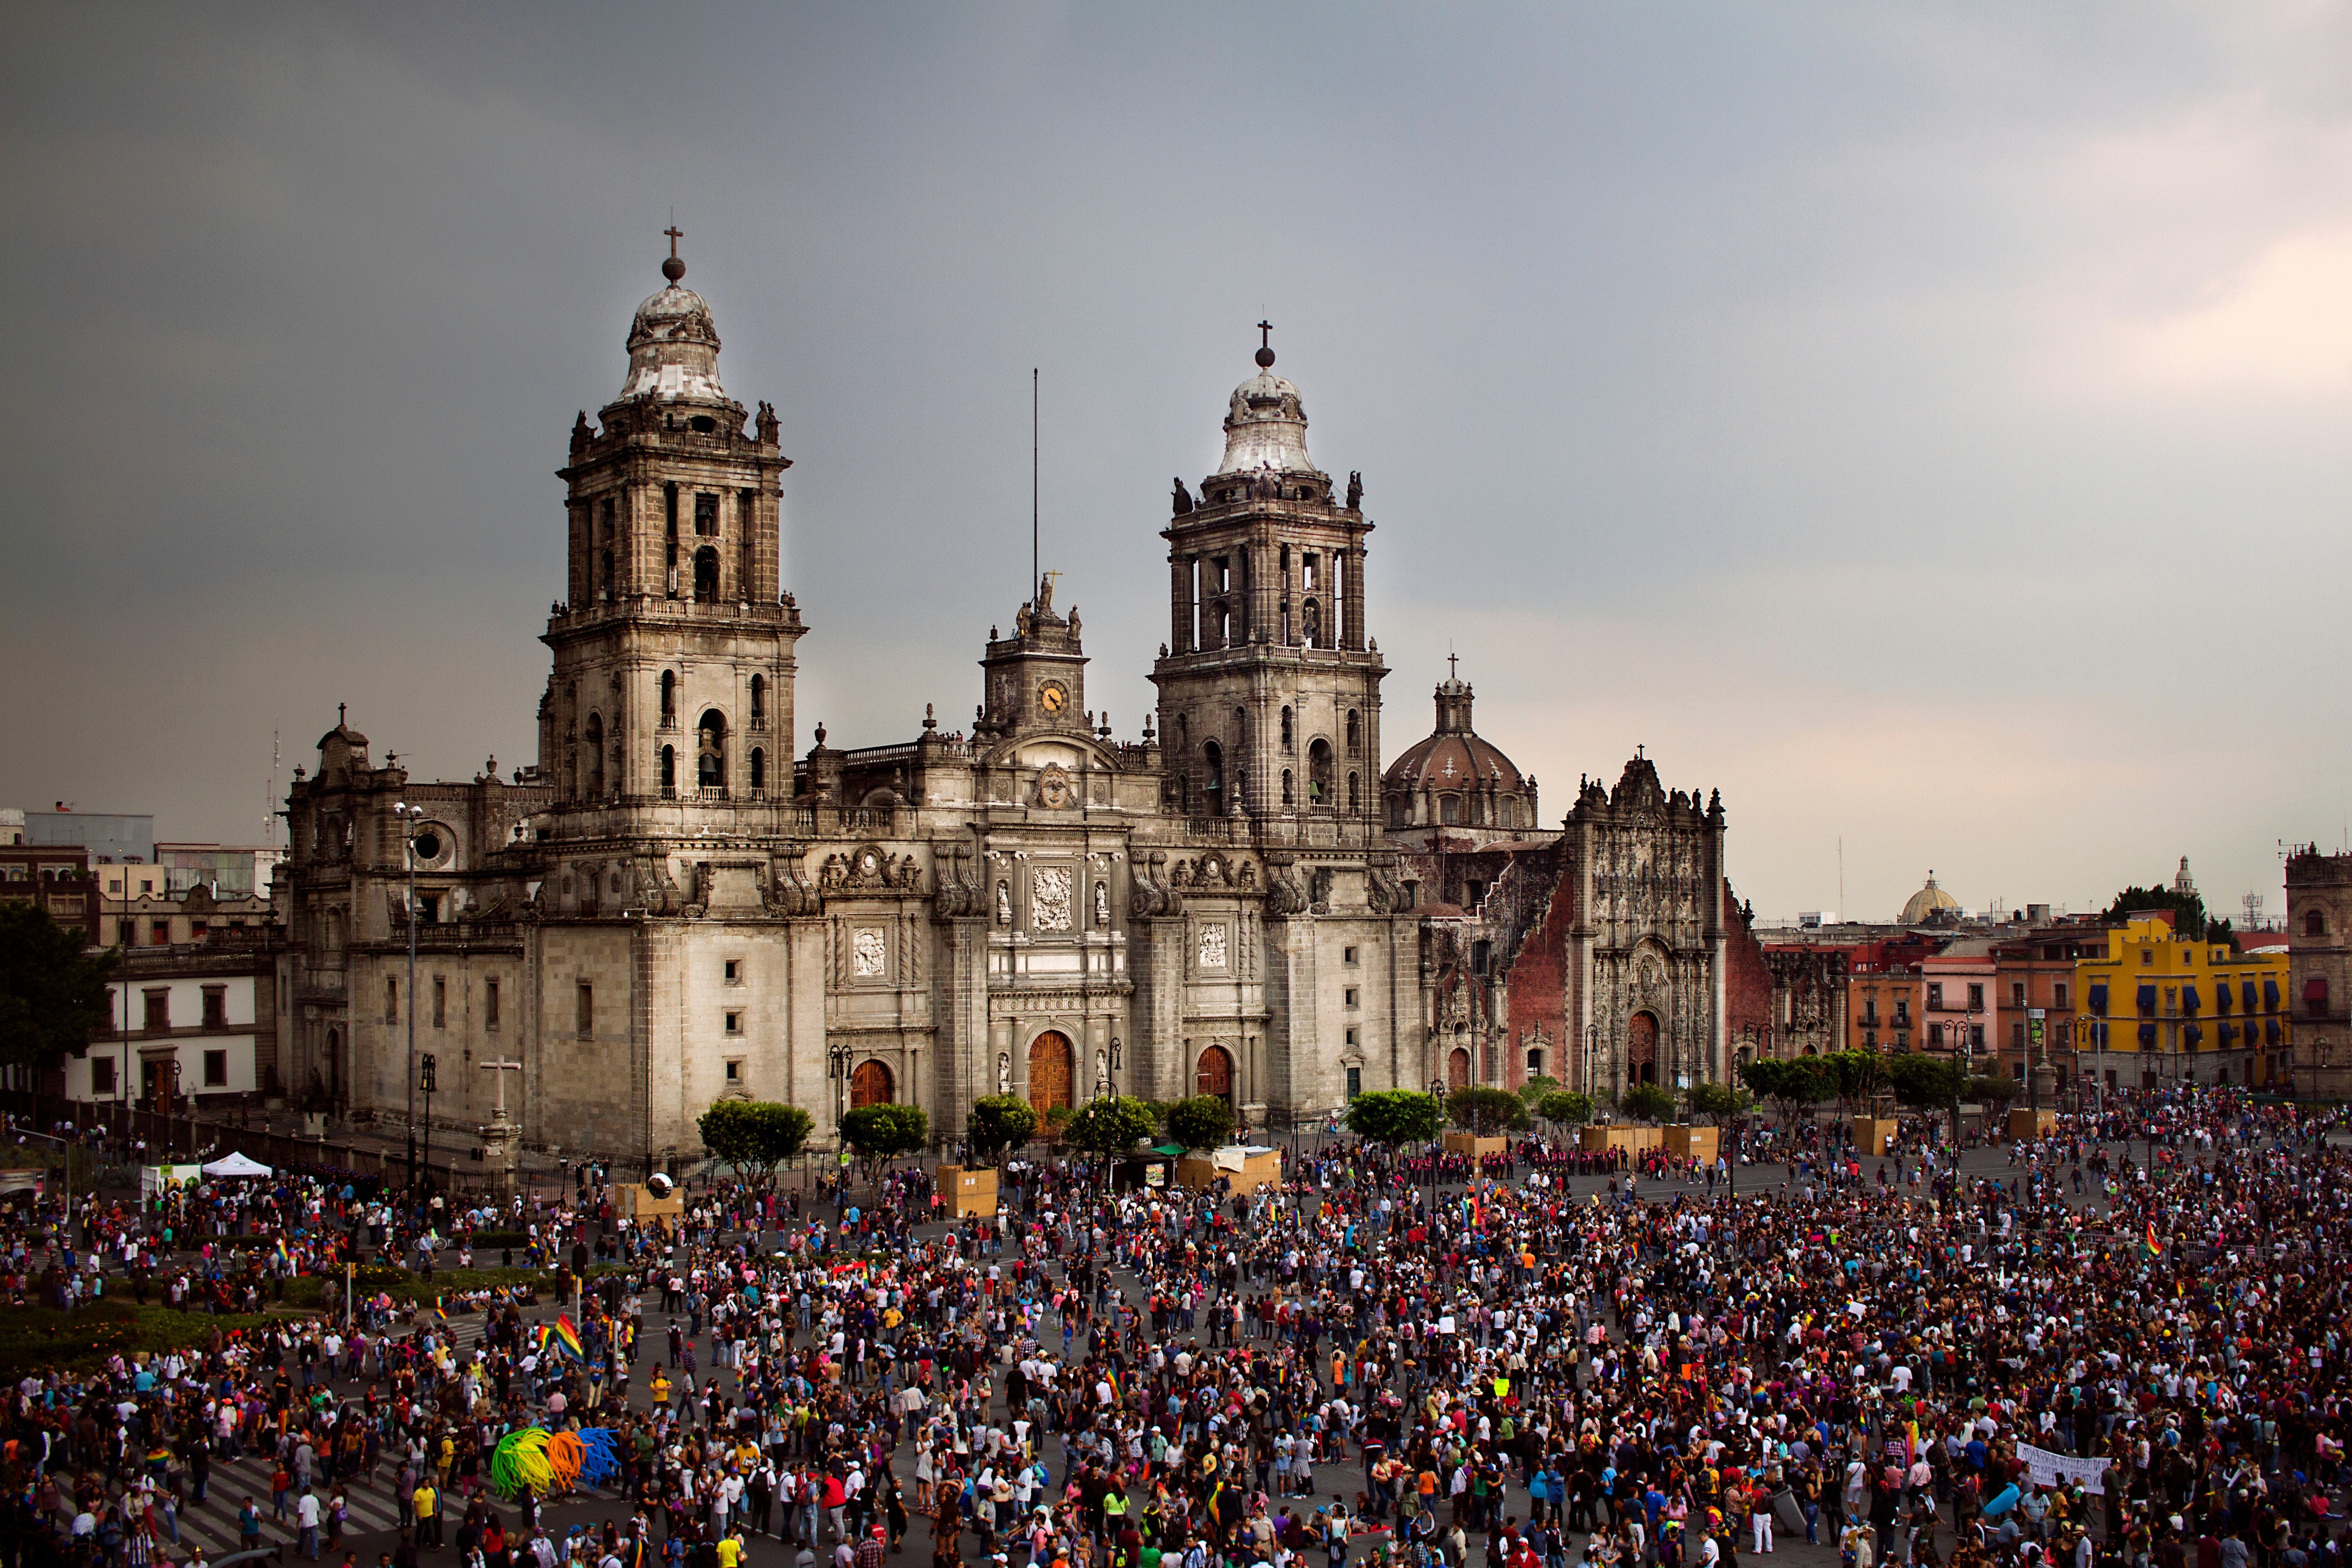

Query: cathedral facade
left=273, top=251, right=1768, bottom=1172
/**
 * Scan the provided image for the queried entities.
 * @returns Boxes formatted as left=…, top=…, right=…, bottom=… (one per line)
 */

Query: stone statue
left=755, top=401, right=780, bottom=446
left=570, top=411, right=594, bottom=455
left=995, top=880, right=1012, bottom=926
left=1172, top=478, right=1194, bottom=516
left=1095, top=880, right=1110, bottom=928
left=1036, top=573, right=1054, bottom=613
left=996, top=1052, right=1011, bottom=1096
left=1346, top=470, right=1362, bottom=510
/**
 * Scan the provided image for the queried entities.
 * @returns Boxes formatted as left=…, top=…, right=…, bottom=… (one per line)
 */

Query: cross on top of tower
left=1254, top=319, right=1276, bottom=369
left=1447, top=649, right=1459, bottom=681
left=665, top=224, right=683, bottom=257
left=661, top=225, right=686, bottom=284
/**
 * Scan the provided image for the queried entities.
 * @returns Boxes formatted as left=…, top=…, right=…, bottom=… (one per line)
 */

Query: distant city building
left=74, top=933, right=281, bottom=1106
left=15, top=807, right=154, bottom=865
left=2286, top=847, right=2352, bottom=1099
left=0, top=842, right=101, bottom=946
left=2074, top=913, right=2288, bottom=1091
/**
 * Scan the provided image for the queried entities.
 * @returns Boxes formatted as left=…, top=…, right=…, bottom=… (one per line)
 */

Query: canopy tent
left=201, top=1151, right=273, bottom=1178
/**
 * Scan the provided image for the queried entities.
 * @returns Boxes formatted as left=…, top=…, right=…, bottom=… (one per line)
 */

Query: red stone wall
left=1721, top=878, right=1775, bottom=1058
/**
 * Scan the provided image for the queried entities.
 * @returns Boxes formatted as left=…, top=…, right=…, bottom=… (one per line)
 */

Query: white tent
left=201, top=1151, right=273, bottom=1178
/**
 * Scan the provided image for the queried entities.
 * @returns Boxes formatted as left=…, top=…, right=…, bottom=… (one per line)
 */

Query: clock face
left=1039, top=681, right=1068, bottom=715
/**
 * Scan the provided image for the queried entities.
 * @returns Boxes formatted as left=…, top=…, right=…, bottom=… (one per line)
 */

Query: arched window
left=659, top=745, right=676, bottom=795
left=748, top=674, right=765, bottom=728
left=1348, top=771, right=1360, bottom=813
left=1282, top=769, right=1295, bottom=807
left=1202, top=741, right=1225, bottom=818
left=584, top=713, right=605, bottom=799
left=692, top=545, right=720, bottom=604
left=697, top=710, right=727, bottom=791
left=659, top=671, right=676, bottom=727
left=1346, top=710, right=1361, bottom=756
left=2308, top=910, right=2328, bottom=937
left=749, top=747, right=766, bottom=794
left=1303, top=599, right=1321, bottom=648
left=1280, top=707, right=1294, bottom=750
left=1308, top=739, right=1334, bottom=808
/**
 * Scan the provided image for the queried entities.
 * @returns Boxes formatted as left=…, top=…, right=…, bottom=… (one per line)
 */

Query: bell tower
left=1150, top=328, right=1385, bottom=828
left=541, top=236, right=804, bottom=833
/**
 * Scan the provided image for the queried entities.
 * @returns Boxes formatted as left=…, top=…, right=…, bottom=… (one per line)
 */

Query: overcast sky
left=4, top=3, right=2348, bottom=924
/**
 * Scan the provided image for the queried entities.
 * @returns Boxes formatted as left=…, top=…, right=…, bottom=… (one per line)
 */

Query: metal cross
left=1447, top=649, right=1459, bottom=681
left=664, top=224, right=684, bottom=258
left=1257, top=319, right=1273, bottom=352
left=479, top=1058, right=524, bottom=1117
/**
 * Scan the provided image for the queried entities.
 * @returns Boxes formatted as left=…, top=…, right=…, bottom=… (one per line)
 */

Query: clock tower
left=975, top=573, right=1093, bottom=741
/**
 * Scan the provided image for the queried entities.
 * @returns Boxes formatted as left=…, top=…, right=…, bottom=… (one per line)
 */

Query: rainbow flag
left=2143, top=1223, right=2161, bottom=1259
left=551, top=1313, right=585, bottom=1359
left=433, top=1296, right=449, bottom=1325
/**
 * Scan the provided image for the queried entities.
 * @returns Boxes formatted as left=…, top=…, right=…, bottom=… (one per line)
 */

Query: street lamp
left=419, top=1052, right=438, bottom=1196
left=391, top=801, right=428, bottom=1204
left=1428, top=1076, right=1448, bottom=1217
left=1585, top=1024, right=1598, bottom=1097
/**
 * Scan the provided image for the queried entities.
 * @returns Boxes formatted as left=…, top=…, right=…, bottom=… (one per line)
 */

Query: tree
left=696, top=1099, right=814, bottom=1190
left=1819, top=1049, right=1889, bottom=1113
left=1740, top=1058, right=1828, bottom=1124
left=1686, top=1081, right=1751, bottom=1120
left=2104, top=883, right=2210, bottom=941
left=0, top=905, right=118, bottom=1083
left=1620, top=1083, right=1677, bottom=1124
left=1886, top=1053, right=1961, bottom=1111
left=1446, top=1086, right=1530, bottom=1136
left=1536, top=1090, right=1593, bottom=1131
left=1063, top=1095, right=1158, bottom=1163
left=1518, top=1074, right=1564, bottom=1105
left=1963, top=1073, right=2018, bottom=1105
left=1165, top=1094, right=1236, bottom=1152
left=966, top=1095, right=1038, bottom=1163
left=1344, top=1089, right=1444, bottom=1149
left=837, top=1102, right=930, bottom=1184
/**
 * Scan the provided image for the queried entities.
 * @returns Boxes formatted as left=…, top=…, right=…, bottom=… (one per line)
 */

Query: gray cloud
left=3, top=2, right=2348, bottom=921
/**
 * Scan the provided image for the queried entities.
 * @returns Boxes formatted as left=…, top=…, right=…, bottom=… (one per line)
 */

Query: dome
left=1215, top=366, right=1317, bottom=476
left=1900, top=872, right=1961, bottom=925
left=1382, top=676, right=1526, bottom=795
left=619, top=257, right=726, bottom=403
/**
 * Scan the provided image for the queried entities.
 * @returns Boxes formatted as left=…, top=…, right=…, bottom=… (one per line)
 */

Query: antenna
left=1838, top=836, right=1844, bottom=926
left=1032, top=367, right=1039, bottom=609
left=268, top=730, right=280, bottom=847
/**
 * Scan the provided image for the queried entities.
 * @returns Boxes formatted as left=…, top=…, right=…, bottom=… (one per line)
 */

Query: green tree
left=966, top=1095, right=1039, bottom=1163
left=696, top=1099, right=814, bottom=1189
left=1963, top=1073, right=2018, bottom=1105
left=1518, top=1074, right=1564, bottom=1105
left=2104, top=883, right=2210, bottom=941
left=1819, top=1049, right=1890, bottom=1112
left=0, top=905, right=118, bottom=1083
left=838, top=1102, right=930, bottom=1184
left=1536, top=1090, right=1594, bottom=1130
left=1739, top=1058, right=1828, bottom=1124
left=1343, top=1089, right=1444, bottom=1149
left=1620, top=1082, right=1677, bottom=1124
left=1165, top=1094, right=1236, bottom=1152
left=1446, top=1085, right=1531, bottom=1136
left=1063, top=1095, right=1158, bottom=1162
left=1886, top=1053, right=1961, bottom=1111
left=1686, top=1080, right=1752, bottom=1120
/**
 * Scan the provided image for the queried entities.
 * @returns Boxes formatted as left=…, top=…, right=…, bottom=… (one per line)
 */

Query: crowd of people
left=0, top=1086, right=2346, bottom=1568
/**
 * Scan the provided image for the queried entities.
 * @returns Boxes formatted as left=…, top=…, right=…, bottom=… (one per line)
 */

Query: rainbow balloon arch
left=488, top=1427, right=622, bottom=1498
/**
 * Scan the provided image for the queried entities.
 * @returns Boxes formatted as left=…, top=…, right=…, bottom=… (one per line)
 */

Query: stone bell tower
left=540, top=232, right=804, bottom=837
left=1151, top=326, right=1386, bottom=829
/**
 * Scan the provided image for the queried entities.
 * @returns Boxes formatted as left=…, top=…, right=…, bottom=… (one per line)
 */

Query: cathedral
left=273, top=247, right=1783, bottom=1173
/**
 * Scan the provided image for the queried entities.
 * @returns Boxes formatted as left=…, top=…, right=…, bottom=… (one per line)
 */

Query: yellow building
left=2075, top=915, right=2290, bottom=1091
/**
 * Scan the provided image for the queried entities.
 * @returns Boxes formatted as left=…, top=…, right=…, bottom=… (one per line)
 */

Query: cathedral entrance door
left=1628, top=1011, right=1659, bottom=1085
left=850, top=1059, right=894, bottom=1108
left=1448, top=1048, right=1471, bottom=1091
left=1196, top=1045, right=1234, bottom=1104
left=1028, top=1031, right=1074, bottom=1116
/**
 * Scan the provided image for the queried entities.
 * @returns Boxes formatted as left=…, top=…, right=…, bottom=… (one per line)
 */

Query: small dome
left=1215, top=367, right=1316, bottom=476
left=620, top=263, right=727, bottom=402
left=1383, top=674, right=1526, bottom=796
left=1901, top=872, right=1961, bottom=925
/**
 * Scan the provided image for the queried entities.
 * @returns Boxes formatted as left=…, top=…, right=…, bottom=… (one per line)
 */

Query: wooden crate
left=935, top=1164, right=999, bottom=1218
left=1441, top=1132, right=1509, bottom=1159
left=1580, top=1125, right=1663, bottom=1155
left=1851, top=1117, right=1899, bottom=1157
left=2005, top=1107, right=2057, bottom=1142
left=1663, top=1125, right=1720, bottom=1164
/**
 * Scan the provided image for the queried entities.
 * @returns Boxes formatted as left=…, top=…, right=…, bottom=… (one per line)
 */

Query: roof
left=1384, top=730, right=1526, bottom=794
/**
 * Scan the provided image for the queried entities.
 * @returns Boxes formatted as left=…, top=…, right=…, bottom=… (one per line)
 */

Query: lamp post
left=392, top=801, right=426, bottom=1204
left=1429, top=1076, right=1448, bottom=1218
left=419, top=1052, right=437, bottom=1197
left=1585, top=1023, right=1599, bottom=1098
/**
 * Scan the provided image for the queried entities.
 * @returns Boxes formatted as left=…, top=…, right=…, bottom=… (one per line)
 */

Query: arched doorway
left=1627, top=1012, right=1660, bottom=1085
left=1028, top=1031, right=1073, bottom=1116
left=1448, top=1047, right=1471, bottom=1091
left=850, top=1060, right=894, bottom=1108
left=1196, top=1044, right=1234, bottom=1103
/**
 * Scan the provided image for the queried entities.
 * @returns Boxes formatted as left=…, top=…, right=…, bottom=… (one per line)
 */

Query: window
left=1862, top=999, right=1878, bottom=1025
left=1967, top=982, right=1984, bottom=1011
left=1894, top=1000, right=1910, bottom=1025
left=749, top=675, right=766, bottom=727
left=1345, top=988, right=1360, bottom=1009
left=433, top=977, right=446, bottom=1028
left=1346, top=1066, right=1362, bottom=1100
left=485, top=979, right=500, bottom=1030
left=201, top=1049, right=227, bottom=1088
left=2054, top=981, right=2068, bottom=1010
left=2141, top=949, right=2154, bottom=965
left=660, top=745, right=677, bottom=794
left=2308, top=911, right=2328, bottom=937
left=150, top=921, right=169, bottom=946
left=724, top=959, right=741, bottom=984
left=143, top=989, right=169, bottom=1032
left=2011, top=1022, right=2025, bottom=1049
left=201, top=986, right=226, bottom=1029
left=694, top=492, right=718, bottom=537
left=725, top=1011, right=742, bottom=1036
left=1281, top=707, right=1294, bottom=750
left=2011, top=982, right=2027, bottom=1007
left=92, top=1057, right=116, bottom=1095
left=576, top=981, right=593, bottom=1040
left=1343, top=946, right=1359, bottom=965
left=1928, top=1023, right=1945, bottom=1049
left=724, top=1059, right=741, bottom=1084
left=385, top=978, right=398, bottom=1023
left=1346, top=710, right=1361, bottom=756
left=1465, top=880, right=1485, bottom=906
left=1926, top=983, right=1943, bottom=1009
left=1441, top=796, right=1462, bottom=825
left=1470, top=941, right=1490, bottom=975
left=660, top=671, right=677, bottom=726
